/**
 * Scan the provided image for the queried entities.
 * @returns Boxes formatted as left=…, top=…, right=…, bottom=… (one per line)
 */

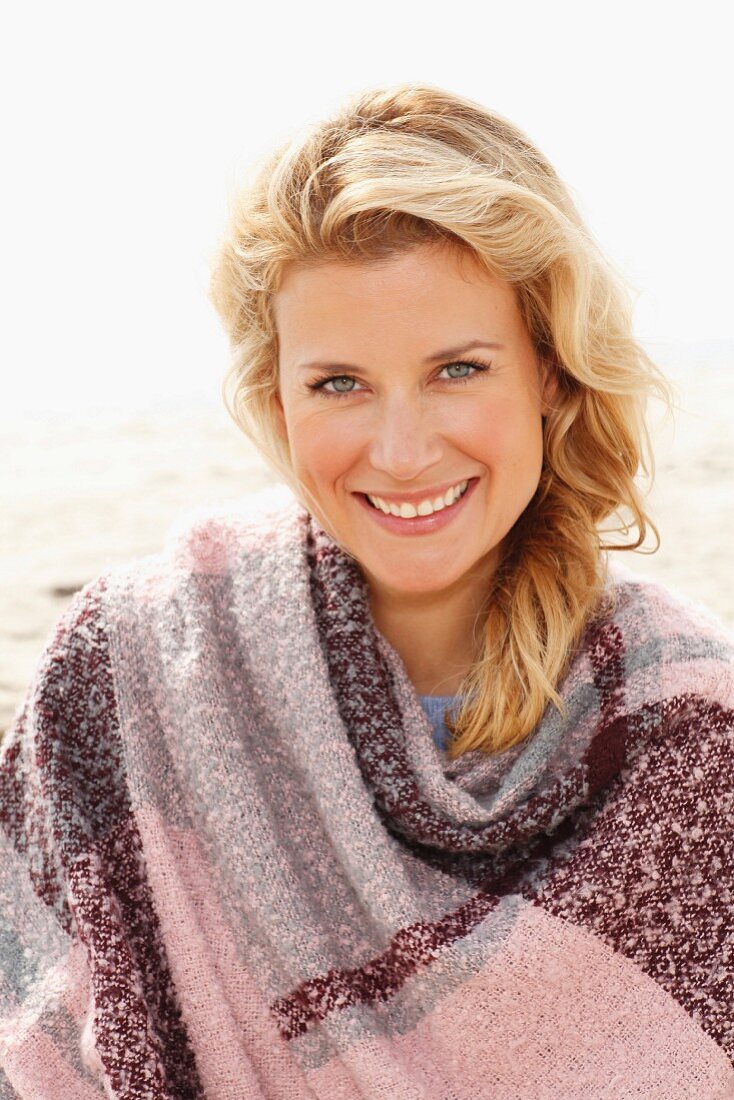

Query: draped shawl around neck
left=1, top=485, right=734, bottom=1099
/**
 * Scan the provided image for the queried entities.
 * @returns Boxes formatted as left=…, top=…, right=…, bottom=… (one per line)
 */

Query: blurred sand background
left=1, top=340, right=732, bottom=739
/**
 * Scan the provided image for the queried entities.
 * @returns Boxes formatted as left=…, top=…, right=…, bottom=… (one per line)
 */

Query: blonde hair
left=208, top=82, right=677, bottom=760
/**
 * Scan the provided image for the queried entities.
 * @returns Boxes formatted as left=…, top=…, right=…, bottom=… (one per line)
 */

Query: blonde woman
left=1, top=84, right=733, bottom=1097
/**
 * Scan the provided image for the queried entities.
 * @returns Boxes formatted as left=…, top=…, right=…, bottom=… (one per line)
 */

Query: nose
left=366, top=395, right=443, bottom=482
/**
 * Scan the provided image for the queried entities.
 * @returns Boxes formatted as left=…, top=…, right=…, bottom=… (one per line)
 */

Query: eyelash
left=306, top=358, right=492, bottom=399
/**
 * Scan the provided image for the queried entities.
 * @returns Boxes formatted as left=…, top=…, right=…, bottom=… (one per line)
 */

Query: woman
left=1, top=83, right=733, bottom=1098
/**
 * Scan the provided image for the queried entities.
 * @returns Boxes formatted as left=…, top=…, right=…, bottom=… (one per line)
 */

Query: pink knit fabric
left=1, top=485, right=733, bottom=1098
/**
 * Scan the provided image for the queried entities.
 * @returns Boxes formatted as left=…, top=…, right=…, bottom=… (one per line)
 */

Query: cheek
left=456, top=403, right=515, bottom=459
left=464, top=402, right=544, bottom=471
left=288, top=417, right=360, bottom=485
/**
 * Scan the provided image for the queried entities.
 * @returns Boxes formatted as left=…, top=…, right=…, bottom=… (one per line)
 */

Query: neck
left=364, top=561, right=495, bottom=697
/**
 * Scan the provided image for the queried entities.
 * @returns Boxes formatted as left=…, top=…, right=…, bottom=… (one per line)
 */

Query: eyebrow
left=295, top=340, right=505, bottom=373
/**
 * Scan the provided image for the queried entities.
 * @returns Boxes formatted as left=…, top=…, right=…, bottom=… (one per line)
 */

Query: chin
left=363, top=559, right=471, bottom=596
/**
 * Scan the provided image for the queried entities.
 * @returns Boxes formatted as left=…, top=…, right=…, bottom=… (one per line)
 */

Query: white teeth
left=367, top=479, right=469, bottom=518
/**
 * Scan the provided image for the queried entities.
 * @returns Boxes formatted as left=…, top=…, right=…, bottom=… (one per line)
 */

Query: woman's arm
left=0, top=590, right=110, bottom=1097
left=0, top=579, right=188, bottom=1098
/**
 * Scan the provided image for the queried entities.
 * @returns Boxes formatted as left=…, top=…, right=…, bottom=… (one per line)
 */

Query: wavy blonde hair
left=208, top=82, right=677, bottom=760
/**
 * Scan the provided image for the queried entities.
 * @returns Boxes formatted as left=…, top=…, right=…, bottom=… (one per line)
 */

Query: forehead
left=273, top=244, right=520, bottom=347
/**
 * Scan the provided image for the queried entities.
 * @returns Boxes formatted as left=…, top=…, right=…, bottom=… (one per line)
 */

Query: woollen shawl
left=1, top=485, right=734, bottom=1098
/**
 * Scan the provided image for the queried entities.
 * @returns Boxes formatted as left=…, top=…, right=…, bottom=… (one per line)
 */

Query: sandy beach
left=2, top=345, right=732, bottom=739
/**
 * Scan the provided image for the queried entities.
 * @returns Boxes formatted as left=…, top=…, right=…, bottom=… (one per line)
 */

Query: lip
left=354, top=477, right=479, bottom=536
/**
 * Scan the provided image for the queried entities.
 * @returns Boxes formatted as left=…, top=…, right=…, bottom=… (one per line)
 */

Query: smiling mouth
left=362, top=482, right=471, bottom=518
left=353, top=478, right=479, bottom=533
left=363, top=477, right=477, bottom=514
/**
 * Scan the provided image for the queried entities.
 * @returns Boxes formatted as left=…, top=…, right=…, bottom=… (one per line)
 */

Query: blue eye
left=319, top=375, right=359, bottom=395
left=307, top=358, right=491, bottom=399
left=441, top=361, right=480, bottom=381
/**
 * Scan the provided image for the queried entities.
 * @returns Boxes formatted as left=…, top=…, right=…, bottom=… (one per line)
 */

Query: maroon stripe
left=585, top=617, right=626, bottom=720
left=13, top=577, right=206, bottom=1099
left=1, top=660, right=76, bottom=935
left=270, top=826, right=570, bottom=1041
left=529, top=692, right=734, bottom=1060
left=271, top=887, right=505, bottom=1040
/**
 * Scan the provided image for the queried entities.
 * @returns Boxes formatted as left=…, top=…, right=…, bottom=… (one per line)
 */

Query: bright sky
left=2, top=0, right=732, bottom=417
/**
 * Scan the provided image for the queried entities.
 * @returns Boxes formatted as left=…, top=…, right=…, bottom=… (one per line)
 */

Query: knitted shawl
left=2, top=486, right=734, bottom=1099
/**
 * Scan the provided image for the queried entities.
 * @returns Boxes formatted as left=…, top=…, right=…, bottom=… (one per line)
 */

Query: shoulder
left=47, top=484, right=308, bottom=639
left=116, top=482, right=308, bottom=595
left=162, top=483, right=304, bottom=567
left=3, top=485, right=306, bottom=756
left=8, top=574, right=113, bottom=732
left=607, top=558, right=734, bottom=643
left=2, top=574, right=116, bottom=768
left=0, top=572, right=121, bottom=874
left=602, top=557, right=734, bottom=710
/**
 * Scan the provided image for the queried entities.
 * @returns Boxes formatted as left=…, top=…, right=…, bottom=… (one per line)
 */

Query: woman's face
left=273, top=243, right=557, bottom=602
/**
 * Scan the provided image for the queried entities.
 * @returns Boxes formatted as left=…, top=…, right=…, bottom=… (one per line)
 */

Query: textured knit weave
left=2, top=484, right=734, bottom=1099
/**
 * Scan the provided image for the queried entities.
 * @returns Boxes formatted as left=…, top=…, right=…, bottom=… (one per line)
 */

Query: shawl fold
left=1, top=485, right=734, bottom=1098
